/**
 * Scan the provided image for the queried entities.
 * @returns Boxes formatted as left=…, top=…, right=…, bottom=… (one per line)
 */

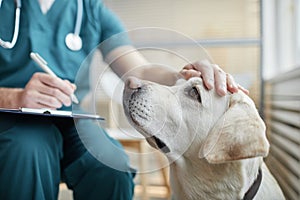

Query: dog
left=122, top=76, right=285, bottom=200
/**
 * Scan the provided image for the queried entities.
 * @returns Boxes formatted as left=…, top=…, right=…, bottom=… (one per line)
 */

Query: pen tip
left=71, top=94, right=79, bottom=104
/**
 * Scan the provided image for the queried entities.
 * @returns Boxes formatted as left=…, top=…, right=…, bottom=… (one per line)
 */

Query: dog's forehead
left=189, top=77, right=204, bottom=85
left=154, top=77, right=229, bottom=115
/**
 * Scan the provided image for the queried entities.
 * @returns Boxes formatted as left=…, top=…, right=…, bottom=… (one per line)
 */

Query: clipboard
left=0, top=107, right=104, bottom=120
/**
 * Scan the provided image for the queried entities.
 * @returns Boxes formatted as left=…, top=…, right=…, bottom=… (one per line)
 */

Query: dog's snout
left=125, top=76, right=143, bottom=90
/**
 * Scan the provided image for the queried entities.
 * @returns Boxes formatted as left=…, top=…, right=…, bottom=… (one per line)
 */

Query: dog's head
left=122, top=76, right=269, bottom=164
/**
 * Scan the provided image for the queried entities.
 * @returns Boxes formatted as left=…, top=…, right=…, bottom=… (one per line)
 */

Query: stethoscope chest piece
left=65, top=33, right=82, bottom=51
left=64, top=0, right=83, bottom=51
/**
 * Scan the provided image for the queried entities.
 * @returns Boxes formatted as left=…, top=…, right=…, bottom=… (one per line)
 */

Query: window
left=263, top=0, right=300, bottom=79
left=297, top=0, right=300, bottom=63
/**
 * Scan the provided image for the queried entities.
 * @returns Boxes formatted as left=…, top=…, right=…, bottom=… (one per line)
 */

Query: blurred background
left=60, top=0, right=300, bottom=199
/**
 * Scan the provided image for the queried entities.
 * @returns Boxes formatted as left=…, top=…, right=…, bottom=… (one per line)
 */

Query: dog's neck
left=169, top=155, right=262, bottom=200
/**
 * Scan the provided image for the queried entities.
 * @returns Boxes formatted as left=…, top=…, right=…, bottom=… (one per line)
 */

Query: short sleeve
left=90, top=0, right=131, bottom=57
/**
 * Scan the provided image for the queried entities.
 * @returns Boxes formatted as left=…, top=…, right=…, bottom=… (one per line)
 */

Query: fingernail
left=207, top=79, right=214, bottom=89
left=233, top=82, right=239, bottom=89
left=65, top=101, right=71, bottom=107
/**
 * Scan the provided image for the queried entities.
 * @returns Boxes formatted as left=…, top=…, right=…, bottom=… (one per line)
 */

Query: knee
left=80, top=166, right=135, bottom=200
left=105, top=167, right=135, bottom=189
left=86, top=158, right=135, bottom=193
left=2, top=120, right=62, bottom=158
left=69, top=152, right=135, bottom=200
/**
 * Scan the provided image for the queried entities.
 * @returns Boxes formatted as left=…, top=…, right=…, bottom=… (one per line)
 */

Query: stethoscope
left=0, top=0, right=83, bottom=51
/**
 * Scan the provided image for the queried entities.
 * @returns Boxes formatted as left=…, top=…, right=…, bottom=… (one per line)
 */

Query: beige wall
left=104, top=0, right=259, bottom=38
left=102, top=0, right=261, bottom=101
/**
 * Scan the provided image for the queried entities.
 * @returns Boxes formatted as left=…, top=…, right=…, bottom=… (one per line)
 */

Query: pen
left=30, top=52, right=79, bottom=104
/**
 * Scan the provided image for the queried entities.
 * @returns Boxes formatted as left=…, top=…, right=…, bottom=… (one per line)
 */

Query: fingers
left=38, top=83, right=72, bottom=107
left=64, top=79, right=77, bottom=91
left=226, top=74, right=249, bottom=95
left=184, top=60, right=214, bottom=90
left=20, top=88, right=61, bottom=109
left=39, top=74, right=75, bottom=96
left=213, top=64, right=227, bottom=96
left=181, top=60, right=249, bottom=96
left=237, top=84, right=249, bottom=95
left=180, top=69, right=201, bottom=80
left=186, top=60, right=215, bottom=90
left=198, top=65, right=214, bottom=90
left=22, top=73, right=76, bottom=109
left=226, top=73, right=239, bottom=93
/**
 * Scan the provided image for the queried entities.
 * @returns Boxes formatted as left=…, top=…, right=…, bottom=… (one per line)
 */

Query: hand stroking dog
left=123, top=76, right=285, bottom=200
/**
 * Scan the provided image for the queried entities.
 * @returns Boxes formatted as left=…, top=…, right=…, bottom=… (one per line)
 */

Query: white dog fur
left=123, top=76, right=285, bottom=200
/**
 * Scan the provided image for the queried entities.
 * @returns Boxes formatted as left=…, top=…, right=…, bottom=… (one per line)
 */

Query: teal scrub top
left=0, top=0, right=127, bottom=103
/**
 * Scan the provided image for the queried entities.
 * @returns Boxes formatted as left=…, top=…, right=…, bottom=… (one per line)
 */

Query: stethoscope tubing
left=0, top=0, right=21, bottom=49
left=0, top=0, right=82, bottom=50
left=74, top=0, right=83, bottom=37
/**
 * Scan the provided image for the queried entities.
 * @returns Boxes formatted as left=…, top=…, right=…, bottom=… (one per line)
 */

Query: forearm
left=137, top=65, right=181, bottom=86
left=0, top=88, right=23, bottom=108
left=106, top=46, right=182, bottom=86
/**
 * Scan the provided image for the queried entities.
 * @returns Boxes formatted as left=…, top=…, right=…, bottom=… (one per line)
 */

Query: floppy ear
left=200, top=91, right=270, bottom=164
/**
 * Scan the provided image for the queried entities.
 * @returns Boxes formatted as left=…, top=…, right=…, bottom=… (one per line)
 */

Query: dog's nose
left=125, top=76, right=143, bottom=89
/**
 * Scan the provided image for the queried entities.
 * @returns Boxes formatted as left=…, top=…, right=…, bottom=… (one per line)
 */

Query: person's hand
left=179, top=60, right=249, bottom=96
left=19, top=72, right=76, bottom=109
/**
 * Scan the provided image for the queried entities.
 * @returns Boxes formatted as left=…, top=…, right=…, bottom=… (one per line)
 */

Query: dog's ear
left=200, top=92, right=270, bottom=164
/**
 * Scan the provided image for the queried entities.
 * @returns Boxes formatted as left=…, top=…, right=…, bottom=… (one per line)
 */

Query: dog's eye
left=189, top=86, right=202, bottom=103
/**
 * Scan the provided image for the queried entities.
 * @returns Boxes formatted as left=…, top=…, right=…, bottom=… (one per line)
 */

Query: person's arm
left=0, top=73, right=76, bottom=109
left=106, top=45, right=248, bottom=96
left=0, top=88, right=23, bottom=108
left=106, top=46, right=180, bottom=86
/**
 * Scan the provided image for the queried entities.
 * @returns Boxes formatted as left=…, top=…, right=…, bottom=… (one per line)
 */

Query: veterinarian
left=0, top=0, right=245, bottom=199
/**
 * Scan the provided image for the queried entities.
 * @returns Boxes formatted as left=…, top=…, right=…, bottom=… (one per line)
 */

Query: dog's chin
left=146, top=136, right=170, bottom=153
left=128, top=115, right=170, bottom=153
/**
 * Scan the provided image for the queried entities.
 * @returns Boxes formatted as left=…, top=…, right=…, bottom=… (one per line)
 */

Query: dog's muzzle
left=128, top=91, right=152, bottom=125
left=123, top=77, right=154, bottom=127
left=123, top=77, right=171, bottom=154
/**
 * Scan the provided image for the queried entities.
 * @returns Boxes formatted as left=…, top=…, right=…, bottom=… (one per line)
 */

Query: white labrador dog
left=123, top=76, right=285, bottom=200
